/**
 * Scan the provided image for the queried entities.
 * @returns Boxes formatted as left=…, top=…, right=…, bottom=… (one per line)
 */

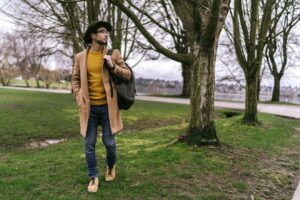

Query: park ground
left=0, top=88, right=300, bottom=200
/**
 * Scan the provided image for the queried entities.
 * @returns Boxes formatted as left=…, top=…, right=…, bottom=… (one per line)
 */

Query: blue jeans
left=84, top=104, right=116, bottom=178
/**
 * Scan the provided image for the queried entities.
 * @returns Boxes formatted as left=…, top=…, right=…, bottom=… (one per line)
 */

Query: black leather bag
left=106, top=49, right=135, bottom=110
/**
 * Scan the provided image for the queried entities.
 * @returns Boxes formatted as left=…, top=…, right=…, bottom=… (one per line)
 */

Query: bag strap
left=106, top=49, right=114, bottom=98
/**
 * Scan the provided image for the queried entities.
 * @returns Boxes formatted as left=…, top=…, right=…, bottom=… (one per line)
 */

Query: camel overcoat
left=71, top=47, right=131, bottom=137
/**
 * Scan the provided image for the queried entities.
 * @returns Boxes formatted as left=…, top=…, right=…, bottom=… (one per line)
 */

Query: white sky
left=0, top=0, right=13, bottom=30
left=1, top=1, right=299, bottom=88
left=129, top=59, right=182, bottom=82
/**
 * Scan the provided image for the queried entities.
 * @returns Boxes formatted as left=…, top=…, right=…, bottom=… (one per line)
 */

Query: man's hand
left=103, top=55, right=115, bottom=69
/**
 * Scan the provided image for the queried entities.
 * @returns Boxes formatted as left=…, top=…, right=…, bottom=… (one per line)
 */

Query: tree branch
left=108, top=0, right=194, bottom=64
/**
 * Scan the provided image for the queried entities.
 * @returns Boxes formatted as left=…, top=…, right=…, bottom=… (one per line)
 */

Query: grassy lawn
left=0, top=88, right=300, bottom=200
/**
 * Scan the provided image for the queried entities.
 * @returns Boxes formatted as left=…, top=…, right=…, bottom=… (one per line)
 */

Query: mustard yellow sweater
left=87, top=50, right=107, bottom=105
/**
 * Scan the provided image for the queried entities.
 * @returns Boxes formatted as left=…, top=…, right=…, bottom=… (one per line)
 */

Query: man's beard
left=97, top=40, right=107, bottom=45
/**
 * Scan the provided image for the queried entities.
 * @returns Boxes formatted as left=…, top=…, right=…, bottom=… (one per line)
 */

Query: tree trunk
left=257, top=75, right=261, bottom=101
left=271, top=76, right=281, bottom=102
left=243, top=75, right=258, bottom=123
left=0, top=72, right=5, bottom=86
left=185, top=44, right=219, bottom=145
left=0, top=78, right=6, bottom=86
left=36, top=77, right=41, bottom=88
left=25, top=79, right=30, bottom=87
left=113, top=5, right=123, bottom=50
left=181, top=63, right=190, bottom=97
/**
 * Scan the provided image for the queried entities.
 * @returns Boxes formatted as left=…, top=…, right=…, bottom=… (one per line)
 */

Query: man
left=71, top=21, right=131, bottom=193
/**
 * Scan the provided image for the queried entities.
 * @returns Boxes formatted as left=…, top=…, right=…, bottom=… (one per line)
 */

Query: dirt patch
left=99, top=124, right=300, bottom=199
left=291, top=127, right=300, bottom=199
left=123, top=117, right=185, bottom=133
left=122, top=110, right=228, bottom=133
left=217, top=128, right=300, bottom=200
left=24, top=138, right=66, bottom=149
left=295, top=127, right=300, bottom=134
left=172, top=143, right=300, bottom=200
left=0, top=104, right=23, bottom=112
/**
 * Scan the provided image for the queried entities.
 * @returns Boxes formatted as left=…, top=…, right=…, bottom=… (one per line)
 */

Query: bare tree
left=23, top=33, right=53, bottom=88
left=38, top=68, right=60, bottom=89
left=109, top=0, right=231, bottom=145
left=123, top=0, right=191, bottom=97
left=217, top=34, right=269, bottom=101
left=0, top=59, right=19, bottom=86
left=4, top=31, right=52, bottom=87
left=158, top=0, right=190, bottom=97
left=2, top=33, right=31, bottom=87
left=1, top=0, right=145, bottom=64
left=0, top=34, right=20, bottom=86
left=230, top=0, right=275, bottom=123
left=265, top=0, right=300, bottom=102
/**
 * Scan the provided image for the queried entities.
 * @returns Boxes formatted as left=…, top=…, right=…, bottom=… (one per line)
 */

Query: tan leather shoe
left=105, top=165, right=116, bottom=182
left=87, top=177, right=99, bottom=193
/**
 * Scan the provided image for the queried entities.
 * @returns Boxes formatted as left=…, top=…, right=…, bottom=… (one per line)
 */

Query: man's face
left=91, top=27, right=110, bottom=45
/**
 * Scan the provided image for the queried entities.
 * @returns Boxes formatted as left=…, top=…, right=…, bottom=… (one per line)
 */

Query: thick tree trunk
left=271, top=76, right=281, bottom=102
left=181, top=63, right=190, bottom=97
left=185, top=45, right=218, bottom=145
left=243, top=75, right=258, bottom=123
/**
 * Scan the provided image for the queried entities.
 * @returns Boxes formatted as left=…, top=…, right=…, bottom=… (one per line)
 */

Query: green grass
left=0, top=88, right=78, bottom=148
left=217, top=113, right=300, bottom=153
left=0, top=88, right=300, bottom=200
left=0, top=88, right=188, bottom=148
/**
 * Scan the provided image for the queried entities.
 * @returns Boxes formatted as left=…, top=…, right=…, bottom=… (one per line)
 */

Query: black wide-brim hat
left=84, top=21, right=112, bottom=44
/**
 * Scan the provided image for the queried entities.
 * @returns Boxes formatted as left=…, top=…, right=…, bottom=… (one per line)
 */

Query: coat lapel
left=80, top=50, right=89, bottom=99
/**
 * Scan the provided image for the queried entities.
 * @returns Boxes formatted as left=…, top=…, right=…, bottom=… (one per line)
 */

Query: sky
left=1, top=0, right=300, bottom=88
left=0, top=0, right=12, bottom=28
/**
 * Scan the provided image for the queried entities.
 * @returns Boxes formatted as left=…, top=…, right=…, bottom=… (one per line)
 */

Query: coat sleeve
left=111, top=49, right=132, bottom=81
left=71, top=54, right=81, bottom=98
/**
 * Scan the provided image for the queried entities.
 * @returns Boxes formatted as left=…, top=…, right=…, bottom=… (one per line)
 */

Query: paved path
left=1, top=86, right=300, bottom=199
left=136, top=95, right=300, bottom=119
left=1, top=86, right=300, bottom=118
left=0, top=86, right=71, bottom=94
left=293, top=182, right=300, bottom=200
